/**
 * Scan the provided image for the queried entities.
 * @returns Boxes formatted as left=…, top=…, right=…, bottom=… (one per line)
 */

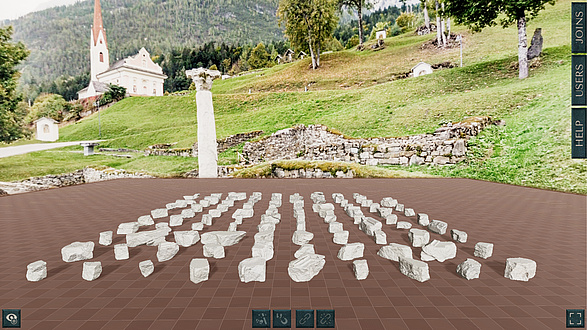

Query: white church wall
left=90, top=29, right=109, bottom=81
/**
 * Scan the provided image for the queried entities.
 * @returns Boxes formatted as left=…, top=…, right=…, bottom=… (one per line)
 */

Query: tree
left=25, top=93, right=69, bottom=124
left=248, top=43, right=271, bottom=69
left=444, top=0, right=556, bottom=79
left=278, top=0, right=339, bottom=69
left=0, top=26, right=30, bottom=142
left=338, top=0, right=376, bottom=46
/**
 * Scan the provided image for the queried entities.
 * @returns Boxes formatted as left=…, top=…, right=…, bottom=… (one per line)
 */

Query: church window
left=43, top=125, right=50, bottom=134
left=142, top=59, right=146, bottom=68
left=99, top=52, right=104, bottom=62
left=133, top=85, right=137, bottom=93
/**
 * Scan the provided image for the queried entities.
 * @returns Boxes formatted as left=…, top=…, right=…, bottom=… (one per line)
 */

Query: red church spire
left=92, top=0, right=107, bottom=47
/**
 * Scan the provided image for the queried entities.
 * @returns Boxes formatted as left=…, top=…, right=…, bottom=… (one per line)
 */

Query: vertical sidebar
left=572, top=2, right=587, bottom=158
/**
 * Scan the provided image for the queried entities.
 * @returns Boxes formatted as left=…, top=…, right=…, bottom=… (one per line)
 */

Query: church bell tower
left=90, top=0, right=109, bottom=81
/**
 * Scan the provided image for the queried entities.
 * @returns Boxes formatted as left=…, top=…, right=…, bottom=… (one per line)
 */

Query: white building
left=376, top=30, right=387, bottom=40
left=412, top=62, right=433, bottom=77
left=78, top=0, right=167, bottom=99
left=34, top=117, right=59, bottom=142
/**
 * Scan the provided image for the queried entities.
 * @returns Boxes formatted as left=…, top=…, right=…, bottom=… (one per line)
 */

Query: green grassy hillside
left=2, top=0, right=585, bottom=194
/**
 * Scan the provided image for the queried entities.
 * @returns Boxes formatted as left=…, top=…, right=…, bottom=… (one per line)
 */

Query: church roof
left=78, top=81, right=110, bottom=94
left=93, top=0, right=107, bottom=47
left=97, top=49, right=167, bottom=78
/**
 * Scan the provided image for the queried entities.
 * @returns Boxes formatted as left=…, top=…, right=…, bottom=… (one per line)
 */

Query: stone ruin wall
left=242, top=116, right=493, bottom=167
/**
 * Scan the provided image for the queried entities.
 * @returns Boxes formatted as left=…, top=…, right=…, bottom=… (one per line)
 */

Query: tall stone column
left=186, top=68, right=221, bottom=178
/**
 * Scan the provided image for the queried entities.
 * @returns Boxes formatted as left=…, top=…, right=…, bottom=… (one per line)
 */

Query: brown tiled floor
left=0, top=178, right=585, bottom=329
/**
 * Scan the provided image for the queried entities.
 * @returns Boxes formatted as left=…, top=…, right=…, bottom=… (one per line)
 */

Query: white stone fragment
left=428, top=220, right=448, bottom=235
left=114, top=244, right=129, bottom=260
left=369, top=203, right=380, bottom=213
left=374, top=229, right=387, bottom=244
left=184, top=195, right=196, bottom=200
left=417, top=213, right=430, bottom=226
left=155, top=222, right=170, bottom=229
left=360, top=217, right=382, bottom=236
left=296, top=222, right=306, bottom=231
left=217, top=204, right=229, bottom=213
left=201, top=214, right=212, bottom=226
left=398, top=257, right=430, bottom=282
left=261, top=214, right=280, bottom=224
left=333, top=231, right=349, bottom=245
left=360, top=199, right=372, bottom=207
left=199, top=199, right=210, bottom=208
left=99, top=231, right=113, bottom=246
left=174, top=231, right=200, bottom=247
left=151, top=208, right=168, bottom=219
left=240, top=209, right=254, bottom=218
left=324, top=214, right=337, bottom=223
left=238, top=257, right=266, bottom=283
left=504, top=257, right=537, bottom=281
left=385, top=214, right=398, bottom=225
left=337, top=243, right=364, bottom=261
left=294, top=244, right=315, bottom=258
left=456, top=258, right=481, bottom=280
left=166, top=202, right=178, bottom=209
left=396, top=221, right=412, bottom=229
left=252, top=242, right=274, bottom=260
left=474, top=242, right=494, bottom=259
left=157, top=242, right=179, bottom=262
left=353, top=259, right=369, bottom=280
left=395, top=204, right=404, bottom=212
left=200, top=231, right=246, bottom=246
left=26, top=260, right=47, bottom=282
left=126, top=228, right=171, bottom=247
left=234, top=216, right=243, bottom=225
left=451, top=229, right=468, bottom=243
left=169, top=215, right=184, bottom=227
left=378, top=207, right=393, bottom=218
left=190, top=258, right=210, bottom=284
left=258, top=223, right=276, bottom=232
left=377, top=243, right=412, bottom=261
left=117, top=222, right=139, bottom=235
left=138, top=215, right=154, bottom=226
left=380, top=197, right=397, bottom=208
left=408, top=228, right=430, bottom=247
left=191, top=222, right=204, bottom=231
left=181, top=209, right=196, bottom=218
left=139, top=260, right=154, bottom=277
left=404, top=208, right=416, bottom=217
left=61, top=241, right=94, bottom=262
left=191, top=204, right=203, bottom=212
left=422, top=240, right=457, bottom=262
left=292, top=230, right=314, bottom=245
left=353, top=215, right=364, bottom=225
left=209, top=209, right=222, bottom=218
left=288, top=254, right=326, bottom=282
left=82, top=261, right=102, bottom=281
left=328, top=222, right=343, bottom=233
left=254, top=230, right=274, bottom=244
left=203, top=243, right=225, bottom=258
left=228, top=222, right=238, bottom=231
left=420, top=251, right=435, bottom=261
left=175, top=200, right=188, bottom=208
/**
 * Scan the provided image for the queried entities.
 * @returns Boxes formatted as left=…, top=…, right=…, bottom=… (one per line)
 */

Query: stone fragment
left=474, top=242, right=494, bottom=259
left=151, top=208, right=168, bottom=219
left=360, top=217, right=382, bottom=236
left=126, top=228, right=171, bottom=247
left=240, top=209, right=254, bottom=218
left=323, top=214, right=337, bottom=223
left=420, top=251, right=435, bottom=261
left=258, top=223, right=276, bottom=232
left=82, top=261, right=102, bottom=281
left=169, top=215, right=184, bottom=227
left=428, top=220, right=448, bottom=235
left=200, top=231, right=246, bottom=246
left=395, top=204, right=405, bottom=212
left=203, top=243, right=225, bottom=259
left=166, top=202, right=178, bottom=209
left=228, top=222, right=238, bottom=231
left=26, top=260, right=47, bottom=282
left=352, top=259, right=369, bottom=280
left=408, top=229, right=430, bottom=247
left=377, top=243, right=412, bottom=261
left=189, top=258, right=210, bottom=284
left=288, top=254, right=326, bottom=282
left=157, top=242, right=179, bottom=262
left=114, top=244, right=129, bottom=260
left=417, top=213, right=430, bottom=226
left=396, top=221, right=412, bottom=229
left=175, top=200, right=188, bottom=208
left=337, top=243, right=364, bottom=261
left=117, top=222, right=139, bottom=235
left=380, top=197, right=397, bottom=208
left=294, top=244, right=315, bottom=258
left=139, top=260, right=154, bottom=277
left=155, top=222, right=170, bottom=229
left=404, top=208, right=416, bottom=217
left=296, top=222, right=306, bottom=231
left=138, top=215, right=154, bottom=226
left=202, top=214, right=213, bottom=226
left=254, top=230, right=274, bottom=244
left=209, top=209, right=222, bottom=218
left=192, top=204, right=203, bottom=212
left=456, top=258, right=481, bottom=280
left=191, top=222, right=204, bottom=231
left=174, top=231, right=200, bottom=247
left=385, top=214, right=398, bottom=225
left=292, top=230, right=314, bottom=245
left=374, top=229, right=387, bottom=244
left=261, top=214, right=280, bottom=224
left=328, top=222, right=343, bottom=233
left=252, top=242, right=274, bottom=260
left=99, top=231, right=113, bottom=246
left=238, top=257, right=266, bottom=283
left=451, top=229, right=468, bottom=243
left=62, top=241, right=94, bottom=262
left=181, top=209, right=196, bottom=218
left=369, top=203, right=380, bottom=213
left=199, top=199, right=211, bottom=208
left=378, top=207, right=393, bottom=218
left=504, top=257, right=537, bottom=281
left=333, top=231, right=349, bottom=245
left=398, top=257, right=430, bottom=282
left=422, top=240, right=457, bottom=262
left=217, top=204, right=229, bottom=213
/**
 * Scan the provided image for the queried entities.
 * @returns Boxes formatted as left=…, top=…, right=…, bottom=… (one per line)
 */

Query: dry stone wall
left=242, top=117, right=493, bottom=166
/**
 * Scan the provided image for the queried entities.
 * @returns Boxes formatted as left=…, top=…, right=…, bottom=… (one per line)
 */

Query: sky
left=0, top=0, right=80, bottom=21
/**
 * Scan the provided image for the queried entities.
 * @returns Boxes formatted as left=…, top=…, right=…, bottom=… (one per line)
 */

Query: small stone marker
left=288, top=254, right=326, bottom=282
left=117, top=222, right=139, bottom=235
left=200, top=231, right=246, bottom=246
left=169, top=215, right=184, bottom=227
left=352, top=259, right=369, bottom=280
left=395, top=204, right=405, bottom=212
left=398, top=257, right=430, bottom=282
left=292, top=230, right=314, bottom=245
left=333, top=231, right=349, bottom=245
left=404, top=208, right=416, bottom=217
left=191, top=222, right=204, bottom=231
left=252, top=242, right=274, bottom=261
left=328, top=222, right=343, bottom=233
left=294, top=244, right=315, bottom=258
left=99, top=231, right=113, bottom=246
left=421, top=240, right=457, bottom=262
left=456, top=258, right=481, bottom=280
left=474, top=242, right=494, bottom=259
left=451, top=229, right=468, bottom=243
left=151, top=208, right=168, bottom=219
left=61, top=241, right=94, bottom=262
left=360, top=217, right=382, bottom=236
left=174, top=231, right=200, bottom=247
left=26, top=260, right=47, bottom=282
left=396, top=221, right=412, bottom=229
left=428, top=220, right=448, bottom=235
left=385, top=214, right=398, bottom=225
left=417, top=213, right=430, bottom=226
left=181, top=209, right=196, bottom=218
left=82, top=261, right=102, bottom=281
left=139, top=260, right=154, bottom=277
left=238, top=257, right=266, bottom=283
left=337, top=243, right=364, bottom=261
left=137, top=215, right=154, bottom=226
left=381, top=197, right=397, bottom=208
left=408, top=228, right=430, bottom=247
left=157, top=242, right=179, bottom=262
left=377, top=243, right=412, bottom=261
left=190, top=258, right=210, bottom=284
left=114, top=244, right=129, bottom=260
left=504, top=257, right=537, bottom=281
left=203, top=243, right=225, bottom=259
left=374, top=230, right=387, bottom=244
